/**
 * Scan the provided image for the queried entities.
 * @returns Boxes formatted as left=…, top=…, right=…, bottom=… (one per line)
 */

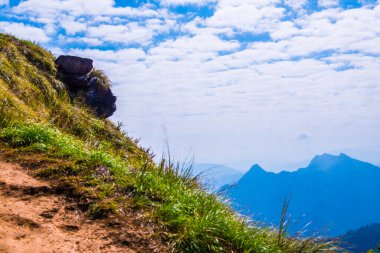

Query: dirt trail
left=0, top=160, right=137, bottom=253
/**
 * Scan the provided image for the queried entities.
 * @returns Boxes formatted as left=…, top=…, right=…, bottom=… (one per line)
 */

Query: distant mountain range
left=192, top=163, right=243, bottom=191
left=339, top=223, right=380, bottom=252
left=333, top=145, right=380, bottom=167
left=222, top=153, right=380, bottom=236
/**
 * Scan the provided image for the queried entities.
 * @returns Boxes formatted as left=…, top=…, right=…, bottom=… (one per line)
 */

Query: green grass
left=0, top=33, right=337, bottom=252
left=0, top=124, right=336, bottom=252
left=89, top=68, right=112, bottom=90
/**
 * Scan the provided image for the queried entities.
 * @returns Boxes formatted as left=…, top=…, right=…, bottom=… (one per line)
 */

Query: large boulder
left=56, top=55, right=93, bottom=75
left=60, top=74, right=89, bottom=89
left=55, top=55, right=117, bottom=118
left=86, top=77, right=117, bottom=118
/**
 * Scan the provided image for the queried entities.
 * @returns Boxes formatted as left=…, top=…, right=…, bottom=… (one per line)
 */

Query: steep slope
left=224, top=153, right=380, bottom=236
left=0, top=33, right=334, bottom=252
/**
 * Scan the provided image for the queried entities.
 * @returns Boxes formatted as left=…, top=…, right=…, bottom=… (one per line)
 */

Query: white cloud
left=269, top=21, right=299, bottom=40
left=297, top=132, right=312, bottom=140
left=0, top=0, right=9, bottom=6
left=284, top=0, right=308, bottom=11
left=68, top=48, right=146, bottom=63
left=62, top=36, right=103, bottom=46
left=0, top=22, right=50, bottom=42
left=157, top=34, right=239, bottom=53
left=160, top=0, right=216, bottom=6
left=11, top=0, right=171, bottom=47
left=318, top=0, right=339, bottom=8
left=13, top=0, right=157, bottom=19
left=206, top=0, right=285, bottom=33
left=86, top=23, right=155, bottom=46
left=262, top=5, right=380, bottom=59
left=61, top=18, right=87, bottom=35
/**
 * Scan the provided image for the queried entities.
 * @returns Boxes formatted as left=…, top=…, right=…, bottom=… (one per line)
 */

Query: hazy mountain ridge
left=193, top=163, right=243, bottom=191
left=223, top=153, right=380, bottom=236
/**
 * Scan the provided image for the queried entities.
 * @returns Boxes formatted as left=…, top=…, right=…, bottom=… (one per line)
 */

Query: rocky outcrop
left=55, top=55, right=116, bottom=118
left=56, top=55, right=93, bottom=75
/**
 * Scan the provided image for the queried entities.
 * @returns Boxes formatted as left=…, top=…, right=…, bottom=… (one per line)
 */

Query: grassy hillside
left=0, top=33, right=336, bottom=252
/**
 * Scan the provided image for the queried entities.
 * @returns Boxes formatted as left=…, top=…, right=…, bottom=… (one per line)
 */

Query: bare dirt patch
left=0, top=160, right=162, bottom=253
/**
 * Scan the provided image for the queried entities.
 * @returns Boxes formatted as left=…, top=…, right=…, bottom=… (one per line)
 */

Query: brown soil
left=0, top=160, right=165, bottom=253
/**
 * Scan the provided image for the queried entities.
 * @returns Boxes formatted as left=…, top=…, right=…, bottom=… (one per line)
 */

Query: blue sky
left=1, top=0, right=380, bottom=171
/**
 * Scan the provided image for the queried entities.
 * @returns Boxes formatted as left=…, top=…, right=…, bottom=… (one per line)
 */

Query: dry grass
left=89, top=69, right=112, bottom=90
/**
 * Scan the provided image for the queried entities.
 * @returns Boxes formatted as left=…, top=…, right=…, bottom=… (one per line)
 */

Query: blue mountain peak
left=249, top=164, right=266, bottom=173
left=338, top=152, right=351, bottom=160
left=237, top=164, right=266, bottom=184
left=307, top=153, right=354, bottom=171
left=225, top=153, right=380, bottom=236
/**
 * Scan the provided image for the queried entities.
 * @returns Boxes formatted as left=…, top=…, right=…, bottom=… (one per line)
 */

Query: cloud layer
left=1, top=0, right=379, bottom=171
